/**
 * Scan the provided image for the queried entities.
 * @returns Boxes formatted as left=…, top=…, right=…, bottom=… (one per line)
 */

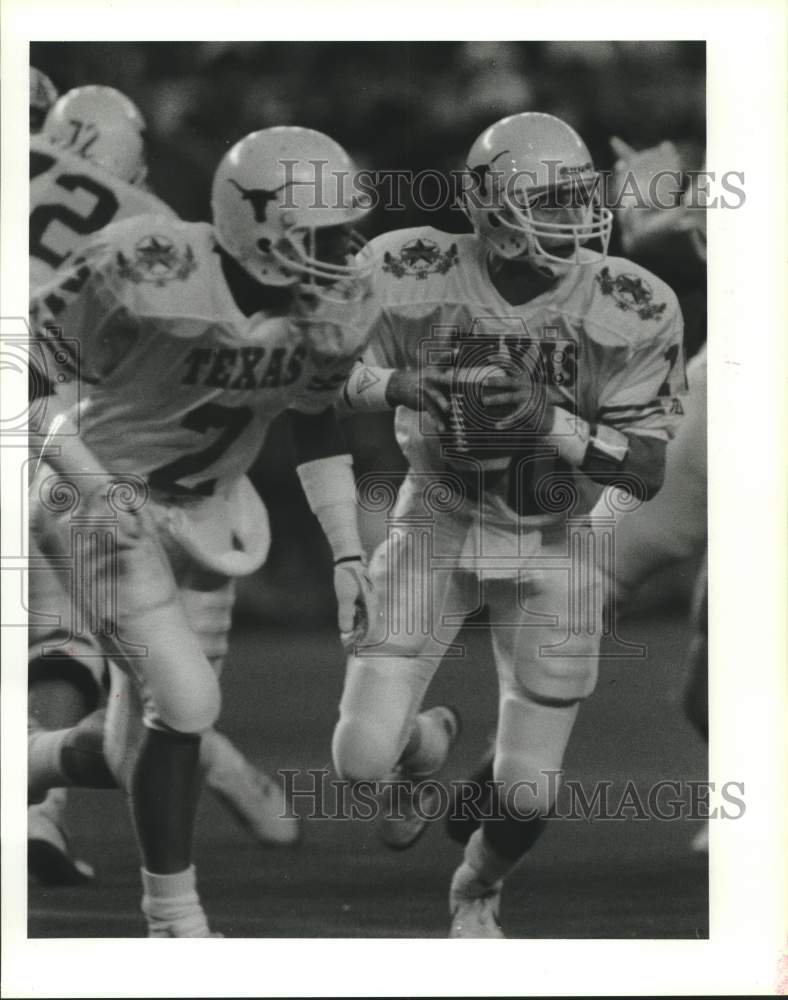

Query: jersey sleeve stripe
left=601, top=405, right=664, bottom=423
left=598, top=400, right=663, bottom=414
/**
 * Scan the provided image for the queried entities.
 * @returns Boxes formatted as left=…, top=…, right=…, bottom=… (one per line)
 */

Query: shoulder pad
left=103, top=218, right=209, bottom=284
left=590, top=256, right=678, bottom=323
left=368, top=227, right=462, bottom=278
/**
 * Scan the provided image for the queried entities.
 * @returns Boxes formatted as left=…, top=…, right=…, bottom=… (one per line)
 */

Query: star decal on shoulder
left=116, top=233, right=198, bottom=287
left=382, top=236, right=459, bottom=280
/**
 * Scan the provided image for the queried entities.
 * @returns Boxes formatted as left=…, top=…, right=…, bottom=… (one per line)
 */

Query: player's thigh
left=30, top=463, right=220, bottom=733
left=335, top=550, right=473, bottom=780
left=110, top=541, right=221, bottom=734
left=77, top=506, right=221, bottom=735
left=487, top=540, right=603, bottom=702
left=103, top=661, right=145, bottom=788
left=362, top=478, right=473, bottom=656
left=176, top=569, right=236, bottom=676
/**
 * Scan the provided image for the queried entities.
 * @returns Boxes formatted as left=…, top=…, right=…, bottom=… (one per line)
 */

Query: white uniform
left=333, top=227, right=685, bottom=797
left=30, top=137, right=175, bottom=289
left=30, top=215, right=363, bottom=774
left=28, top=140, right=177, bottom=692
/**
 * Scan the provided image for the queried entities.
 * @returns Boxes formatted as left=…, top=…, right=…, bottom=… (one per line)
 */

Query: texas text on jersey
left=357, top=225, right=686, bottom=525
left=30, top=213, right=365, bottom=495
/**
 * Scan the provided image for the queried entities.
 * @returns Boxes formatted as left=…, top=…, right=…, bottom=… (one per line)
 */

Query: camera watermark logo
left=0, top=316, right=80, bottom=437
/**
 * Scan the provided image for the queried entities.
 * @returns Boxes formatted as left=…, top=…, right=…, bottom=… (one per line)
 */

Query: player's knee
left=332, top=716, right=400, bottom=783
left=520, top=655, right=599, bottom=702
left=150, top=670, right=221, bottom=736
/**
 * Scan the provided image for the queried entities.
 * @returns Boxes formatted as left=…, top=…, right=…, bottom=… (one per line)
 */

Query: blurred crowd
left=29, top=41, right=705, bottom=622
left=31, top=41, right=705, bottom=225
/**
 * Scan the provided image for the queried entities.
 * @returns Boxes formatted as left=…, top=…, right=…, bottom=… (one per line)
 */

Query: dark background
left=30, top=40, right=706, bottom=621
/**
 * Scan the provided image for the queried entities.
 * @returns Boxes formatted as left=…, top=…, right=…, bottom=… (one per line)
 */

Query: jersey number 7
left=149, top=403, right=253, bottom=495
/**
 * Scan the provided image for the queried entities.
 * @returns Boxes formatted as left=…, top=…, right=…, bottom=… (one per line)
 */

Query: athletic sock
left=141, top=865, right=211, bottom=937
left=456, top=828, right=515, bottom=895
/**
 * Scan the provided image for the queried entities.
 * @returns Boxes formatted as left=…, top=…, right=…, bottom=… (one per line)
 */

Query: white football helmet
left=211, top=127, right=371, bottom=290
left=42, top=85, right=147, bottom=186
left=30, top=68, right=59, bottom=134
left=463, top=112, right=612, bottom=270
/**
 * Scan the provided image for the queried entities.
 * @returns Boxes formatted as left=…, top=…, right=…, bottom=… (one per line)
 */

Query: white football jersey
left=358, top=226, right=686, bottom=519
left=30, top=215, right=365, bottom=492
left=30, top=136, right=176, bottom=290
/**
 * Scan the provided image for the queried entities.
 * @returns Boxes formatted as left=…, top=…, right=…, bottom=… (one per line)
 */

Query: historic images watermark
left=275, top=158, right=745, bottom=214
left=277, top=768, right=745, bottom=823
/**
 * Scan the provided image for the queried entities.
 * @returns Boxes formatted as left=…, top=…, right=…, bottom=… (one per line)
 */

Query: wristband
left=339, top=363, right=395, bottom=413
left=296, top=454, right=363, bottom=561
left=544, top=407, right=630, bottom=471
left=586, top=423, right=629, bottom=465
left=544, top=406, right=592, bottom=466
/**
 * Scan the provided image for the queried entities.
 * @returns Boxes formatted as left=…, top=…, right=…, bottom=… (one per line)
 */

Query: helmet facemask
left=466, top=169, right=612, bottom=269
left=265, top=221, right=369, bottom=290
left=286, top=224, right=373, bottom=361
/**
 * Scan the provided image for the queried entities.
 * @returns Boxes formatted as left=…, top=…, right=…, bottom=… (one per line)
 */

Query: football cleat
left=146, top=920, right=222, bottom=938
left=449, top=865, right=504, bottom=939
left=203, top=736, right=301, bottom=847
left=378, top=706, right=461, bottom=851
left=142, top=902, right=217, bottom=938
left=28, top=790, right=96, bottom=886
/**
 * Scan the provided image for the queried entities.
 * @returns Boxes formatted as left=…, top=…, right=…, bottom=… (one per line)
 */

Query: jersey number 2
left=149, top=403, right=253, bottom=494
left=30, top=151, right=120, bottom=269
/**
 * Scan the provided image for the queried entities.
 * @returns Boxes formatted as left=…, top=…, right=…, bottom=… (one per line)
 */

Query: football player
left=334, top=112, right=686, bottom=937
left=444, top=136, right=709, bottom=854
left=28, top=83, right=168, bottom=886
left=28, top=86, right=302, bottom=887
left=27, top=126, right=374, bottom=936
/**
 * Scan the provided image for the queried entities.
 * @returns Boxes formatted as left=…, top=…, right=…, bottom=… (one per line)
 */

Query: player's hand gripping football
left=385, top=365, right=455, bottom=430
left=333, top=555, right=376, bottom=651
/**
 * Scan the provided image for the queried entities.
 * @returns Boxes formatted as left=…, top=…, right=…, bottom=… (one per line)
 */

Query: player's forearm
left=290, top=408, right=365, bottom=561
left=542, top=405, right=666, bottom=501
